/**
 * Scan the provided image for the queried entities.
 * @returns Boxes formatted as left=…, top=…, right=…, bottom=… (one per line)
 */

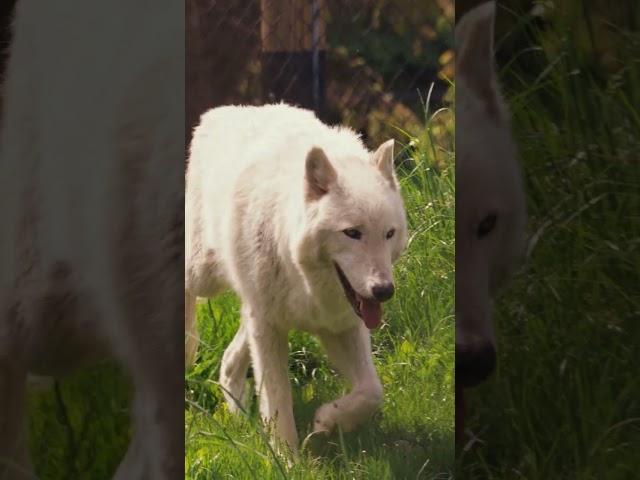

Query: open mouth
left=334, top=263, right=382, bottom=330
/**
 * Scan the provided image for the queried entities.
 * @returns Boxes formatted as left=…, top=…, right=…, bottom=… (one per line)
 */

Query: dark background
left=186, top=0, right=453, bottom=150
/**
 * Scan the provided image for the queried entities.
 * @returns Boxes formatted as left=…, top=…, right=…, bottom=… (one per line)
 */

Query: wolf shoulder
left=189, top=103, right=363, bottom=169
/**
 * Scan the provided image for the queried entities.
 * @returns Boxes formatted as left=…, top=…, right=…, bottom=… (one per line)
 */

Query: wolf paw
left=312, top=402, right=346, bottom=435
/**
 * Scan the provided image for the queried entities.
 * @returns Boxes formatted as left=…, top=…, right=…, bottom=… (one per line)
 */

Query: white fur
left=456, top=2, right=526, bottom=364
left=0, top=1, right=183, bottom=478
left=185, top=103, right=408, bottom=452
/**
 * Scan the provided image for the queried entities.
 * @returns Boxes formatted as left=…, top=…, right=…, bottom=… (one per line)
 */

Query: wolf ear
left=305, top=147, right=337, bottom=201
left=456, top=1, right=501, bottom=116
left=373, top=139, right=396, bottom=188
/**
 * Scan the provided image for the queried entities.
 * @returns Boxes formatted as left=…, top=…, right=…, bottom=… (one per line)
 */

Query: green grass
left=26, top=365, right=130, bottom=478
left=457, top=5, right=640, bottom=479
left=185, top=99, right=455, bottom=479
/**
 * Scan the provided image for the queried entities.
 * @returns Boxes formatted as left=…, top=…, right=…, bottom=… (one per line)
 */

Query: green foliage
left=324, top=1, right=453, bottom=149
left=27, top=365, right=130, bottom=479
left=327, top=0, right=453, bottom=79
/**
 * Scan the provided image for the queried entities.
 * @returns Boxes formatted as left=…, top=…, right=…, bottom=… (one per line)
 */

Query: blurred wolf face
left=455, top=1, right=527, bottom=390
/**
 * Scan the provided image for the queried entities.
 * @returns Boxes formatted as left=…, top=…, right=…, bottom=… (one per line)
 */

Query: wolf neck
left=287, top=203, right=316, bottom=287
left=289, top=209, right=344, bottom=311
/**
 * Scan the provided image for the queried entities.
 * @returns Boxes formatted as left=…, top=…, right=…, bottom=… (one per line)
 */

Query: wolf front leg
left=112, top=296, right=183, bottom=479
left=114, top=347, right=183, bottom=480
left=244, top=306, right=299, bottom=454
left=314, top=323, right=383, bottom=434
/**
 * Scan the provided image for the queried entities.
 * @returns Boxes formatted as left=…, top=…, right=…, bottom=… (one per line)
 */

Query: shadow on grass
left=293, top=393, right=454, bottom=477
left=300, top=421, right=454, bottom=478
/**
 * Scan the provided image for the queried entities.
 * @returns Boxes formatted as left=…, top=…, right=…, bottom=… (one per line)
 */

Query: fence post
left=261, top=0, right=326, bottom=118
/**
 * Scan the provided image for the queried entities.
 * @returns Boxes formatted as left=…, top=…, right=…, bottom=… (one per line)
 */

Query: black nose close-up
left=372, top=282, right=395, bottom=302
left=456, top=342, right=496, bottom=389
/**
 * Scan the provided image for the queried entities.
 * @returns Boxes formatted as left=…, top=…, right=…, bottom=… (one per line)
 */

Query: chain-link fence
left=187, top=0, right=453, bottom=149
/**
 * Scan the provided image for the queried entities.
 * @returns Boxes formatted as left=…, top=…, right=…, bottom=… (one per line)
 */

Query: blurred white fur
left=0, top=1, right=183, bottom=478
left=455, top=1, right=526, bottom=383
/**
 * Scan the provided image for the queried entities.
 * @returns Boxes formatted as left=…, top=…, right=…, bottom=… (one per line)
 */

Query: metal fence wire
left=186, top=0, right=453, bottom=148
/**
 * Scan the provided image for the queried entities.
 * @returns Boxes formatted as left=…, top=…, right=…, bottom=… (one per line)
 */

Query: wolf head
left=456, top=1, right=526, bottom=388
left=301, top=139, right=408, bottom=329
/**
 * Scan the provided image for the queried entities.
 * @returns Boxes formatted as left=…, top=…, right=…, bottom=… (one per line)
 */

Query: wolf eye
left=477, top=214, right=497, bottom=238
left=386, top=229, right=395, bottom=239
left=343, top=228, right=362, bottom=240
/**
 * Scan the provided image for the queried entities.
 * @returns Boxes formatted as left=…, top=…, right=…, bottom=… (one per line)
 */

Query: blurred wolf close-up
left=185, top=103, right=408, bottom=452
left=455, top=0, right=526, bottom=442
left=458, top=0, right=640, bottom=478
left=0, top=1, right=183, bottom=478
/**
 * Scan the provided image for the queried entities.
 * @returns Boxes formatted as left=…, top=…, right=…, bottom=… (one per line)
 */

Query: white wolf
left=455, top=0, right=527, bottom=435
left=0, top=1, right=182, bottom=478
left=185, top=103, right=408, bottom=452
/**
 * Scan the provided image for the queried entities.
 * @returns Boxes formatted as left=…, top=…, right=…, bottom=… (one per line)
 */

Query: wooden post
left=261, top=0, right=327, bottom=117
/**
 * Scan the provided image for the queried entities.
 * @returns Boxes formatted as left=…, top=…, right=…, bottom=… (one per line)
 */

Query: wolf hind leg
left=314, top=324, right=383, bottom=434
left=219, top=321, right=251, bottom=413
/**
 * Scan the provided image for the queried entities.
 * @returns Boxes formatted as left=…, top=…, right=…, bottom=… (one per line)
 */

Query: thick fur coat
left=186, top=104, right=408, bottom=451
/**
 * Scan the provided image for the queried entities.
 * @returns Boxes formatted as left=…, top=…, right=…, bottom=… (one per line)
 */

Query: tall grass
left=458, top=5, right=640, bottom=479
left=185, top=95, right=455, bottom=479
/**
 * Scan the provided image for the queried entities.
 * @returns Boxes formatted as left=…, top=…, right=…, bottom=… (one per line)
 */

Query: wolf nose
left=371, top=282, right=395, bottom=302
left=456, top=342, right=496, bottom=388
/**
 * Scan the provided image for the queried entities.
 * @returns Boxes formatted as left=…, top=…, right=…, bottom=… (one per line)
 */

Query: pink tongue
left=359, top=296, right=382, bottom=329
